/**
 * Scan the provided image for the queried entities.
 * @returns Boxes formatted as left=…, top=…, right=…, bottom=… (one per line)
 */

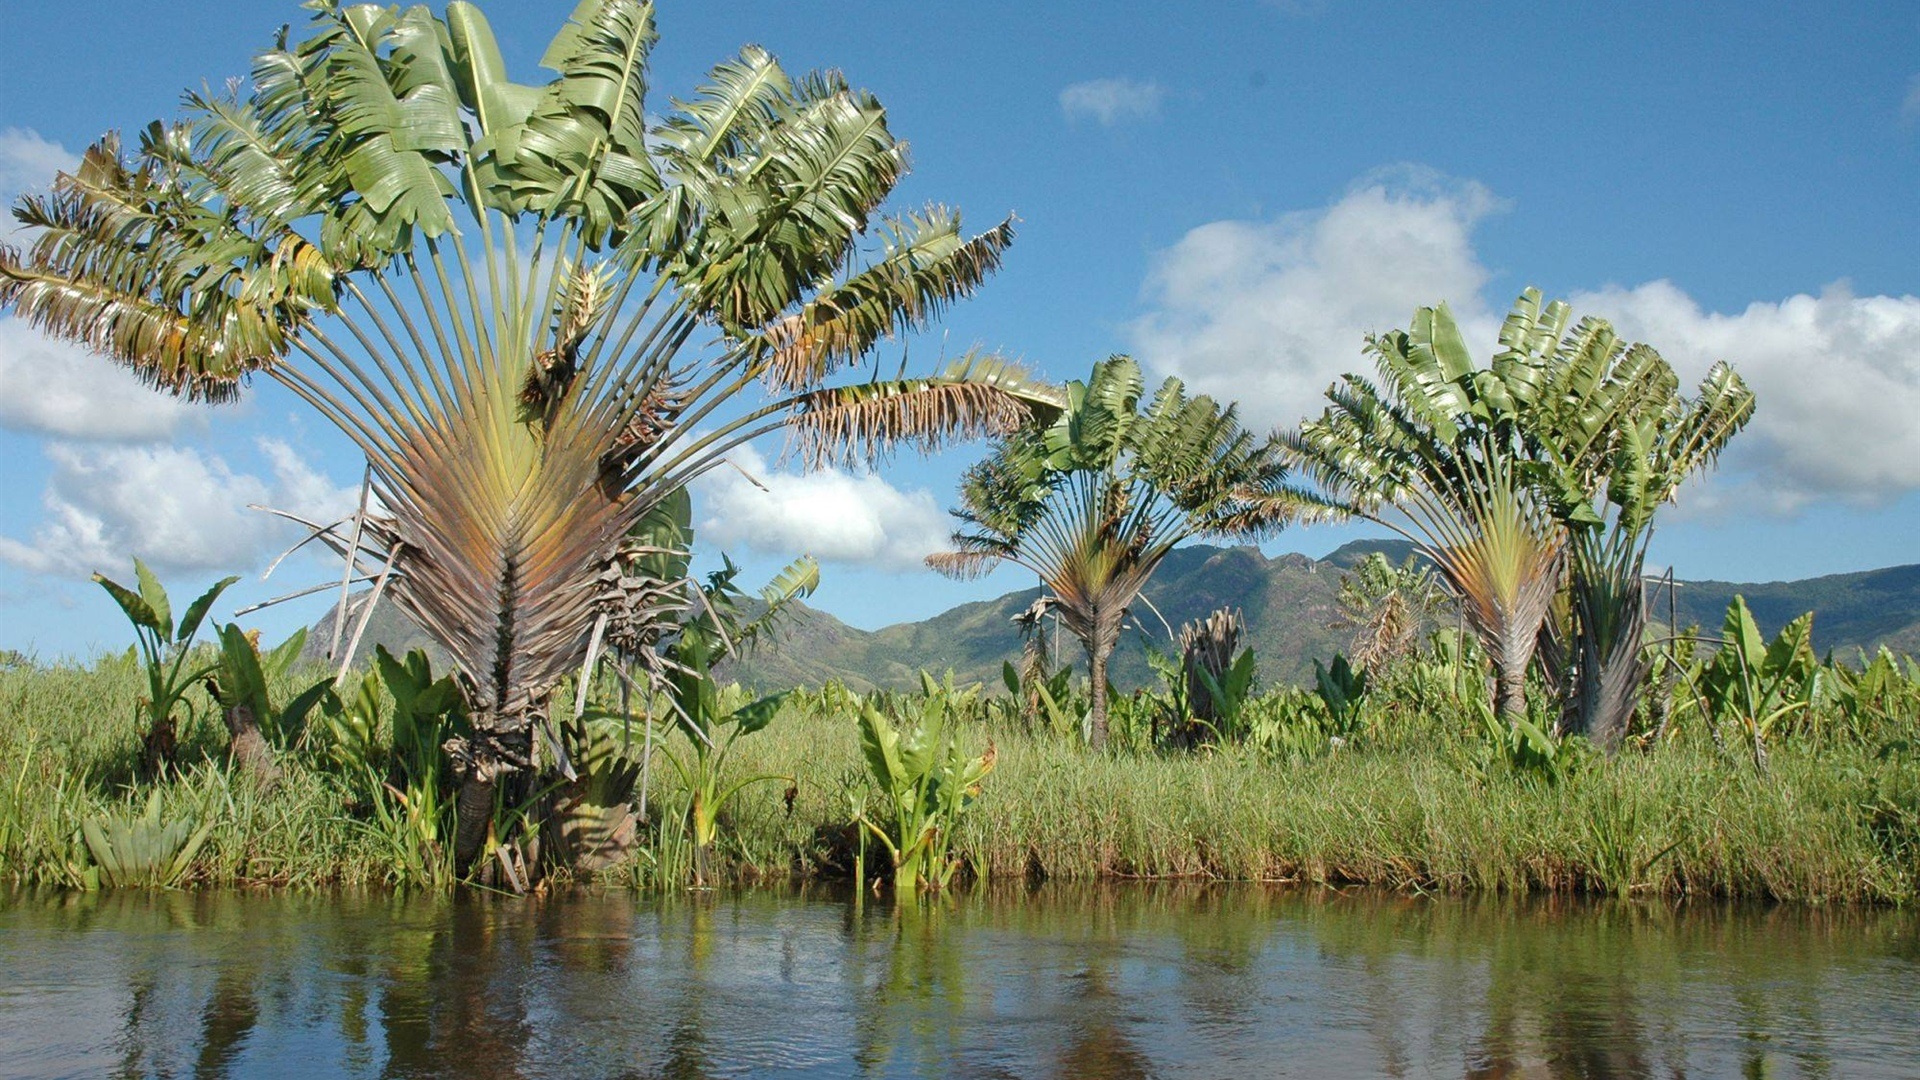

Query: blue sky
left=2, top=0, right=1918, bottom=656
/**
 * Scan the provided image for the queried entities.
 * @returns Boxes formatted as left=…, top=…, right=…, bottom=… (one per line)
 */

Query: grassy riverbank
left=2, top=654, right=1916, bottom=903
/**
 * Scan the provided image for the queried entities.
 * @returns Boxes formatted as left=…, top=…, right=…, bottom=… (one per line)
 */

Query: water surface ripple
left=2, top=885, right=1916, bottom=1078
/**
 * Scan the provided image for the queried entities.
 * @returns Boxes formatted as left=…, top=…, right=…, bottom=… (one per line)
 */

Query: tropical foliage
left=930, top=355, right=1295, bottom=747
left=643, top=554, right=818, bottom=884
left=851, top=694, right=995, bottom=895
left=92, top=560, right=236, bottom=773
left=0, top=0, right=1052, bottom=878
left=1497, top=290, right=1754, bottom=747
left=1287, top=289, right=1752, bottom=740
left=1685, top=596, right=1820, bottom=772
left=1287, top=300, right=1565, bottom=723
left=205, top=625, right=331, bottom=783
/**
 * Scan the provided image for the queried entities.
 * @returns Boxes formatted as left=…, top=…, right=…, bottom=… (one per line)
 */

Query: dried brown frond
left=788, top=378, right=1029, bottom=469
left=926, top=548, right=1003, bottom=580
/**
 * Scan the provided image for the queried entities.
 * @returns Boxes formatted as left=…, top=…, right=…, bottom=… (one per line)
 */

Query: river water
left=1, top=885, right=1916, bottom=1078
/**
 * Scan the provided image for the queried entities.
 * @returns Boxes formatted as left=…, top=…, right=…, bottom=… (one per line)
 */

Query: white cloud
left=1059, top=78, right=1165, bottom=126
left=0, top=127, right=74, bottom=201
left=1573, top=281, right=1920, bottom=508
left=1130, top=166, right=1503, bottom=434
left=1131, top=163, right=1920, bottom=512
left=0, top=128, right=190, bottom=444
left=1, top=128, right=77, bottom=247
left=0, top=438, right=357, bottom=578
left=0, top=319, right=197, bottom=440
left=691, top=445, right=950, bottom=572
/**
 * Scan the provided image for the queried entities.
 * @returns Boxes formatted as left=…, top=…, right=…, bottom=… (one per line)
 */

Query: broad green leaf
left=263, top=627, right=308, bottom=677
left=277, top=679, right=335, bottom=739
left=1725, top=595, right=1765, bottom=664
left=133, top=559, right=172, bottom=640
left=857, top=703, right=907, bottom=790
left=1764, top=612, right=1815, bottom=681
left=92, top=572, right=161, bottom=635
left=178, top=576, right=239, bottom=643
left=730, top=692, right=786, bottom=737
left=216, top=623, right=272, bottom=716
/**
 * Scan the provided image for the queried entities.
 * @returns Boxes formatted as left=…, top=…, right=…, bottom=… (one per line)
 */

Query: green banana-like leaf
left=277, top=679, right=335, bottom=738
left=625, top=484, right=695, bottom=583
left=92, top=571, right=161, bottom=637
left=1724, top=595, right=1766, bottom=665
left=134, top=559, right=172, bottom=641
left=178, top=576, right=239, bottom=645
left=857, top=702, right=908, bottom=791
left=729, top=691, right=786, bottom=737
left=263, top=627, right=308, bottom=677
left=1763, top=612, right=1815, bottom=681
left=215, top=624, right=272, bottom=716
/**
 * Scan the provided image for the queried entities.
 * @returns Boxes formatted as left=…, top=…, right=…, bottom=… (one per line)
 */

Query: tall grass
left=1, top=653, right=1916, bottom=903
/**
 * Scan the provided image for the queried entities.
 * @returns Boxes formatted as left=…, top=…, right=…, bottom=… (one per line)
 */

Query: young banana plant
left=205, top=626, right=332, bottom=785
left=630, top=554, right=818, bottom=886
left=1688, top=596, right=1820, bottom=772
left=851, top=696, right=996, bottom=896
left=92, top=559, right=236, bottom=775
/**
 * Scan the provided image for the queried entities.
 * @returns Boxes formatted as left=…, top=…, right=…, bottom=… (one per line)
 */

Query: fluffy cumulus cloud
left=692, top=445, right=950, bottom=572
left=1130, top=167, right=1503, bottom=434
left=1059, top=78, right=1165, bottom=126
left=1573, top=281, right=1920, bottom=511
left=0, top=439, right=358, bottom=578
left=0, top=320, right=197, bottom=440
left=1131, top=164, right=1920, bottom=513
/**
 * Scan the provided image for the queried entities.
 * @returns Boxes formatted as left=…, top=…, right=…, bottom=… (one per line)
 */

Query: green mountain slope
left=730, top=540, right=1407, bottom=691
left=304, top=541, right=1920, bottom=692
left=1662, top=562, right=1920, bottom=659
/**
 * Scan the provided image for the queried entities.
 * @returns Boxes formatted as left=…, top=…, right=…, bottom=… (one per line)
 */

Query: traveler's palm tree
left=930, top=356, right=1295, bottom=747
left=1498, top=290, right=1753, bottom=747
left=1289, top=291, right=1752, bottom=735
left=1286, top=303, right=1564, bottom=724
left=0, top=0, right=1054, bottom=871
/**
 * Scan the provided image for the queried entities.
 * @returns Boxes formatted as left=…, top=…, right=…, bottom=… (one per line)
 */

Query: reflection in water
left=1, top=885, right=1915, bottom=1078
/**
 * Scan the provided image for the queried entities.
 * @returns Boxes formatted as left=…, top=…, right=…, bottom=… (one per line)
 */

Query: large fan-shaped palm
left=1497, top=290, right=1754, bottom=748
left=930, top=356, right=1296, bottom=747
left=1286, top=302, right=1565, bottom=724
left=0, top=1, right=1054, bottom=872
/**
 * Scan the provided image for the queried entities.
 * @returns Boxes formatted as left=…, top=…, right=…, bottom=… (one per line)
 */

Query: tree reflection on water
left=0, top=885, right=1910, bottom=1078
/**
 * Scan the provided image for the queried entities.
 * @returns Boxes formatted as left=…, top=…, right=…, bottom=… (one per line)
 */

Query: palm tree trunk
left=1479, top=608, right=1546, bottom=726
left=1495, top=660, right=1530, bottom=726
left=222, top=703, right=280, bottom=786
left=453, top=772, right=496, bottom=877
left=449, top=737, right=505, bottom=877
left=1087, top=640, right=1110, bottom=749
left=1566, top=535, right=1652, bottom=752
left=1577, top=596, right=1650, bottom=752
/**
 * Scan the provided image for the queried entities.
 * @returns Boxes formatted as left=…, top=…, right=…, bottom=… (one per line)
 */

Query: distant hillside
left=1662, top=563, right=1920, bottom=659
left=305, top=542, right=1920, bottom=692
left=726, top=541, right=1395, bottom=692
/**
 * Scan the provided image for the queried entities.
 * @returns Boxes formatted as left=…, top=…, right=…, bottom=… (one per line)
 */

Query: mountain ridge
left=305, top=541, right=1920, bottom=693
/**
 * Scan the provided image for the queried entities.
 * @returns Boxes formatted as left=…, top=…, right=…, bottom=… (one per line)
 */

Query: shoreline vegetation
left=3, top=631, right=1915, bottom=905
left=0, top=1, right=1913, bottom=915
